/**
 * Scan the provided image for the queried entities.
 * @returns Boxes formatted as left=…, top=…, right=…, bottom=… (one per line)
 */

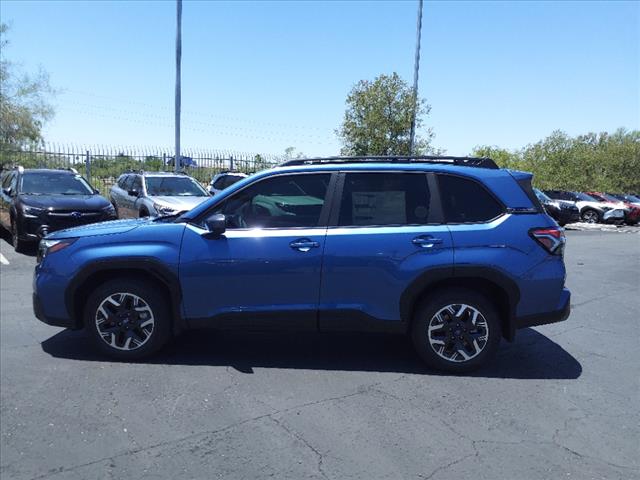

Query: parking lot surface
left=1, top=230, right=638, bottom=480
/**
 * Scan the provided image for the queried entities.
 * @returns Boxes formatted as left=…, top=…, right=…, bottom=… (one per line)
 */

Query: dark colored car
left=0, top=167, right=116, bottom=252
left=533, top=188, right=579, bottom=226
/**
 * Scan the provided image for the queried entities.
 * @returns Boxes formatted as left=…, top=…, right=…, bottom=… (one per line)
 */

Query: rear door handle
left=412, top=235, right=443, bottom=248
left=289, top=238, right=320, bottom=252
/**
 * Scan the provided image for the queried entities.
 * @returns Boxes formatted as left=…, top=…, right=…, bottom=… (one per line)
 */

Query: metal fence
left=0, top=144, right=282, bottom=195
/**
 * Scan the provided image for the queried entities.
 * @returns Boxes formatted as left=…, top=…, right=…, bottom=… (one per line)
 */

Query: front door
left=179, top=172, right=334, bottom=330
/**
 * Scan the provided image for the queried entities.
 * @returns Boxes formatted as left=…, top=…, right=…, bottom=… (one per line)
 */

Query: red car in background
left=587, top=192, right=640, bottom=225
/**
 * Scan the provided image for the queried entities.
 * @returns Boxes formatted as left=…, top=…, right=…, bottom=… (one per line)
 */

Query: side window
left=338, top=173, right=431, bottom=226
left=122, top=175, right=134, bottom=191
left=216, top=173, right=331, bottom=229
left=9, top=173, right=18, bottom=192
left=1, top=172, right=13, bottom=189
left=117, top=175, right=128, bottom=188
left=212, top=177, right=226, bottom=190
left=130, top=176, right=143, bottom=192
left=438, top=175, right=502, bottom=223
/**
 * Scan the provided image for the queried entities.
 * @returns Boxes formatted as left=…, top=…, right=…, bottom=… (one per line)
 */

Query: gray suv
left=110, top=171, right=210, bottom=218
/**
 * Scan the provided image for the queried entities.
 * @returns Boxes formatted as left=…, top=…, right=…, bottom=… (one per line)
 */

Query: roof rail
left=279, top=155, right=499, bottom=169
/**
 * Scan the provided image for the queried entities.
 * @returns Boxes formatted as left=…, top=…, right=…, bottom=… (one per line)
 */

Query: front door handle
left=289, top=238, right=320, bottom=252
left=412, top=235, right=443, bottom=248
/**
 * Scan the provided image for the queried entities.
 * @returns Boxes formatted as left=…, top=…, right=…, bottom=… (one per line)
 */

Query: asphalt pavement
left=0, top=230, right=638, bottom=480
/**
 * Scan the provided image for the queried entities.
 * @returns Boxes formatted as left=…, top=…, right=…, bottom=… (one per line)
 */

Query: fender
left=64, top=257, right=184, bottom=332
left=399, top=265, right=521, bottom=340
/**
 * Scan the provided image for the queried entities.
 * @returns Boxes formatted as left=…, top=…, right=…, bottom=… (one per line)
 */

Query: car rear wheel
left=84, top=279, right=171, bottom=360
left=411, top=289, right=501, bottom=373
left=581, top=209, right=600, bottom=223
left=139, top=208, right=149, bottom=218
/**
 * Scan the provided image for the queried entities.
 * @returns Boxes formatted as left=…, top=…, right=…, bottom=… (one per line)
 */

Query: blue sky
left=2, top=0, right=638, bottom=156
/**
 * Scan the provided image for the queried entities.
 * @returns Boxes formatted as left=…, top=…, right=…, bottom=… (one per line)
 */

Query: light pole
left=174, top=0, right=182, bottom=173
left=409, top=0, right=423, bottom=156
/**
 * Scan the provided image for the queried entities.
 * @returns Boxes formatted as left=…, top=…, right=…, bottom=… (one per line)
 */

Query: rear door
left=318, top=171, right=454, bottom=331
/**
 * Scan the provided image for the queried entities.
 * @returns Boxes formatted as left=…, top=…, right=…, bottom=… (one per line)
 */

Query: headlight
left=550, top=201, right=560, bottom=209
left=153, top=203, right=177, bottom=216
left=37, top=238, right=77, bottom=264
left=23, top=205, right=43, bottom=217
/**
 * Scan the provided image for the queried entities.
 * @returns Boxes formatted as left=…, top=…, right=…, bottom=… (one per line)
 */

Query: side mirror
left=204, top=213, right=226, bottom=238
left=128, top=189, right=139, bottom=197
left=2, top=187, right=12, bottom=196
left=93, top=188, right=100, bottom=194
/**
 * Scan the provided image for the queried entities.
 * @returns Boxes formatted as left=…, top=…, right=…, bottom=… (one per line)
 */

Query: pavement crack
left=268, top=415, right=328, bottom=480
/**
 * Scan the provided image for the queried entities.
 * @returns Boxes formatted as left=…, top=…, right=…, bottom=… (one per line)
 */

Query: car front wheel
left=411, top=289, right=501, bottom=373
left=581, top=209, right=600, bottom=223
left=84, top=279, right=171, bottom=360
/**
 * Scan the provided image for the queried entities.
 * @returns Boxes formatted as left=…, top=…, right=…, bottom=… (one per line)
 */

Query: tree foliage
left=473, top=128, right=640, bottom=193
left=0, top=23, right=56, bottom=149
left=337, top=72, right=436, bottom=156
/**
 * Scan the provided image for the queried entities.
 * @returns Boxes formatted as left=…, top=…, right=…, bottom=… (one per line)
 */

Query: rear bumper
left=515, top=288, right=570, bottom=329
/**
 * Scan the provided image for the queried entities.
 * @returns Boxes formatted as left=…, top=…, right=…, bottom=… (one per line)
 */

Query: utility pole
left=409, top=0, right=423, bottom=155
left=174, top=0, right=182, bottom=172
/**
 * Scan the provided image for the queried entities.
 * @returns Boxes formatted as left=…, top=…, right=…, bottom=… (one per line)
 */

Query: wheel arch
left=65, top=258, right=184, bottom=334
left=400, top=266, right=520, bottom=341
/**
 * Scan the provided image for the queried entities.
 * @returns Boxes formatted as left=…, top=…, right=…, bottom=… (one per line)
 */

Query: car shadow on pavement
left=41, top=327, right=581, bottom=380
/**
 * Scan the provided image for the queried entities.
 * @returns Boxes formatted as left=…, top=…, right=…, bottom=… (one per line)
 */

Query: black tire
left=139, top=208, right=149, bottom=218
left=84, top=279, right=171, bottom=360
left=581, top=208, right=600, bottom=224
left=10, top=218, right=27, bottom=253
left=411, top=288, right=501, bottom=373
left=111, top=201, right=120, bottom=218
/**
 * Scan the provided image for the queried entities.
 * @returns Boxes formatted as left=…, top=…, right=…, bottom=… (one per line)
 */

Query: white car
left=110, top=171, right=210, bottom=218
left=544, top=190, right=626, bottom=224
left=208, top=172, right=247, bottom=195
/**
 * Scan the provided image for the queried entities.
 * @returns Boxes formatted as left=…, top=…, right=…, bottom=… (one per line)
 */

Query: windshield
left=574, top=192, right=598, bottom=202
left=534, top=188, right=552, bottom=202
left=145, top=176, right=208, bottom=197
left=625, top=194, right=640, bottom=202
left=21, top=172, right=94, bottom=195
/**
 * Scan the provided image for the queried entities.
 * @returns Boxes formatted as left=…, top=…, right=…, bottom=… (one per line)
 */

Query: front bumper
left=32, top=292, right=76, bottom=329
left=603, top=209, right=625, bottom=223
left=515, top=288, right=571, bottom=330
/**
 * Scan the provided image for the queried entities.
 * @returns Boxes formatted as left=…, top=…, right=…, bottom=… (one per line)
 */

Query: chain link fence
left=0, top=144, right=282, bottom=195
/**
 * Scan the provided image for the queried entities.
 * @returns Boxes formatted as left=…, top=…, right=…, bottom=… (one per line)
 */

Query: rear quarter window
left=437, top=174, right=503, bottom=223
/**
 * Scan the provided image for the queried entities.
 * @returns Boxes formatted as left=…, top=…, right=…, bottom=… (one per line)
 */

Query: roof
left=280, top=155, right=498, bottom=169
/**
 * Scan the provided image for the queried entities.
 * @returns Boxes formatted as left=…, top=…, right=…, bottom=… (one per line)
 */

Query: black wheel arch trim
left=399, top=265, right=521, bottom=341
left=64, top=257, right=184, bottom=332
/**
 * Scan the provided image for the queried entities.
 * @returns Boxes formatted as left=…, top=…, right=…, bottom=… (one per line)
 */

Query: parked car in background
left=34, top=155, right=571, bottom=373
left=608, top=193, right=640, bottom=209
left=586, top=192, right=640, bottom=225
left=208, top=171, right=247, bottom=195
left=0, top=167, right=116, bottom=252
left=166, top=156, right=197, bottom=168
left=544, top=190, right=625, bottom=224
left=109, top=171, right=210, bottom=218
left=533, top=188, right=579, bottom=226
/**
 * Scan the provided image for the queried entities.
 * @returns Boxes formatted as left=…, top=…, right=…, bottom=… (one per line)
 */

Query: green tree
left=337, top=72, right=436, bottom=156
left=0, top=23, right=56, bottom=149
left=472, top=128, right=640, bottom=192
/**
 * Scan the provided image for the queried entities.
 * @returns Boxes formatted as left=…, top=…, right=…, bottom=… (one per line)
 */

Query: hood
left=148, top=195, right=209, bottom=211
left=19, top=193, right=110, bottom=211
left=46, top=218, right=149, bottom=240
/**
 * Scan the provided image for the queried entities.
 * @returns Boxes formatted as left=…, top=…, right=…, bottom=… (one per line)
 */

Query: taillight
left=530, top=227, right=565, bottom=255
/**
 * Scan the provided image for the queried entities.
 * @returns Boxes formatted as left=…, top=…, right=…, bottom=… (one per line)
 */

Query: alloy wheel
left=582, top=210, right=598, bottom=223
left=427, top=304, right=489, bottom=362
left=95, top=292, right=155, bottom=351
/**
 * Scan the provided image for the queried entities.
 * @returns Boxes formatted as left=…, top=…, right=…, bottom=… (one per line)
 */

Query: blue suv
left=33, top=156, right=570, bottom=372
